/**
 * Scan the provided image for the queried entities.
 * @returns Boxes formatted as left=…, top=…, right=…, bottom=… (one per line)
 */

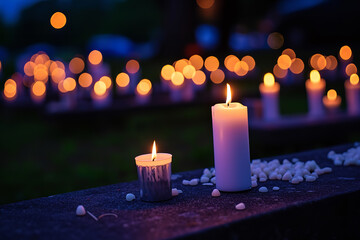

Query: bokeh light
left=99, top=76, right=112, bottom=89
left=174, top=59, right=189, bottom=72
left=282, top=48, right=296, bottom=59
left=51, top=68, right=66, bottom=84
left=273, top=64, right=288, bottom=78
left=310, top=54, right=326, bottom=70
left=50, top=12, right=67, bottom=29
left=63, top=77, right=76, bottom=92
left=267, top=32, right=284, bottom=49
left=78, top=73, right=93, bottom=88
left=277, top=55, right=292, bottom=70
left=69, top=57, right=85, bottom=74
left=88, top=50, right=103, bottom=65
left=192, top=70, right=206, bottom=85
left=327, top=89, right=337, bottom=101
left=345, top=63, right=357, bottom=76
left=350, top=74, right=359, bottom=85
left=183, top=65, right=196, bottom=79
left=24, top=61, right=35, bottom=76
left=264, top=73, right=275, bottom=87
left=289, top=58, right=304, bottom=74
left=241, top=56, right=255, bottom=71
left=339, top=45, right=352, bottom=61
left=234, top=61, right=249, bottom=76
left=196, top=0, right=215, bottom=9
left=126, top=60, right=140, bottom=74
left=32, top=81, right=46, bottom=97
left=325, top=56, right=338, bottom=70
left=189, top=55, right=204, bottom=70
left=137, top=79, right=152, bottom=95
left=116, top=72, right=130, bottom=87
left=94, top=81, right=107, bottom=96
left=204, top=56, right=219, bottom=72
left=161, top=65, right=175, bottom=81
left=210, top=69, right=225, bottom=84
left=34, top=65, right=48, bottom=82
left=171, top=72, right=185, bottom=86
left=224, top=55, right=239, bottom=72
left=4, top=79, right=17, bottom=99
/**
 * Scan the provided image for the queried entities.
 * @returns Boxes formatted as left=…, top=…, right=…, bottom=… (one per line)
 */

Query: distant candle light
left=350, top=74, right=359, bottom=85
left=63, top=77, right=76, bottom=92
left=32, top=81, right=46, bottom=97
left=264, top=73, right=275, bottom=87
left=94, top=81, right=107, bottom=96
left=327, top=89, right=337, bottom=101
left=204, top=56, right=219, bottom=72
left=310, top=70, right=321, bottom=84
left=192, top=70, right=206, bottom=85
left=88, top=50, right=103, bottom=65
left=99, top=76, right=112, bottom=89
left=224, top=55, right=240, bottom=72
left=137, top=79, right=152, bottom=95
left=161, top=65, right=175, bottom=81
left=69, top=57, right=85, bottom=74
left=339, top=45, right=352, bottom=61
left=126, top=60, right=140, bottom=74
left=116, top=72, right=130, bottom=87
left=171, top=72, right=184, bottom=86
left=189, top=55, right=204, bottom=70
left=277, top=54, right=292, bottom=70
left=78, top=73, right=93, bottom=88
left=210, top=69, right=225, bottom=84
left=50, top=12, right=67, bottom=29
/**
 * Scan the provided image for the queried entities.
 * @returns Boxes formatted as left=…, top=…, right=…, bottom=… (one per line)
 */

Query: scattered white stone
left=292, top=158, right=300, bottom=163
left=210, top=177, right=216, bottom=184
left=172, top=188, right=179, bottom=196
left=202, top=183, right=214, bottom=186
left=177, top=189, right=183, bottom=194
left=171, top=174, right=182, bottom=180
left=272, top=186, right=280, bottom=191
left=126, top=193, right=135, bottom=201
left=203, top=168, right=212, bottom=178
left=76, top=205, right=86, bottom=216
left=259, top=186, right=268, bottom=193
left=189, top=178, right=199, bottom=186
left=327, top=146, right=360, bottom=166
left=182, top=180, right=190, bottom=185
left=282, top=171, right=292, bottom=181
left=251, top=181, right=258, bottom=188
left=211, top=189, right=221, bottom=197
left=259, top=178, right=267, bottom=182
left=305, top=175, right=316, bottom=182
left=200, top=176, right=210, bottom=183
left=235, top=203, right=246, bottom=210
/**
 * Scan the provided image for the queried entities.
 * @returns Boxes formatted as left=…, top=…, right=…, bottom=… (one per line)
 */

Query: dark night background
left=0, top=0, right=359, bottom=205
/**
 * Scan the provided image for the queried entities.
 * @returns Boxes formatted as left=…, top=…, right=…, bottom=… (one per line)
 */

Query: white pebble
left=251, top=181, right=258, bottom=188
left=305, top=175, right=316, bottom=182
left=272, top=186, right=280, bottom=191
left=172, top=188, right=179, bottom=196
left=259, top=178, right=267, bottom=182
left=235, top=203, right=246, bottom=210
left=282, top=171, right=292, bottom=181
left=200, top=176, right=210, bottom=183
left=210, top=177, right=216, bottom=184
left=189, top=178, right=199, bottom=186
left=182, top=179, right=190, bottom=185
left=76, top=205, right=86, bottom=216
left=202, top=183, right=214, bottom=186
left=211, top=189, right=221, bottom=197
left=203, top=168, right=212, bottom=178
left=259, top=186, right=268, bottom=193
left=322, top=167, right=332, bottom=174
left=177, top=189, right=183, bottom=193
left=126, top=193, right=135, bottom=201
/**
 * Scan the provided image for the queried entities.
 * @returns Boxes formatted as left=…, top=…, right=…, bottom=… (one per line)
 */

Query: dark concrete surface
left=1, top=143, right=360, bottom=240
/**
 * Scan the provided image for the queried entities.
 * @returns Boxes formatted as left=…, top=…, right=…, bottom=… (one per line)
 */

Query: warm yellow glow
left=345, top=63, right=357, bottom=77
left=210, top=69, right=225, bottom=84
left=171, top=72, right=184, bottom=86
left=78, top=73, right=93, bottom=88
left=327, top=89, right=337, bottom=101
left=174, top=59, right=189, bottom=72
left=196, top=0, right=215, bottom=9
left=183, top=65, right=196, bottom=79
left=316, top=55, right=326, bottom=70
left=234, top=61, right=249, bottom=76
left=277, top=54, right=292, bottom=70
left=310, top=54, right=324, bottom=70
left=226, top=83, right=231, bottom=106
left=88, top=50, right=103, bottom=65
left=339, top=45, right=352, bottom=61
left=289, top=58, right=304, bottom=74
left=137, top=79, right=152, bottom=95
left=241, top=56, right=255, bottom=71
left=267, top=32, right=284, bottom=49
left=151, top=140, right=157, bottom=161
left=50, top=61, right=65, bottom=73
left=4, top=79, right=17, bottom=99
left=69, top=57, right=85, bottom=74
left=273, top=64, right=288, bottom=79
left=99, top=76, right=112, bottom=89
left=33, top=65, right=48, bottom=82
left=94, top=81, right=107, bottom=96
left=51, top=68, right=65, bottom=84
left=116, top=72, right=130, bottom=87
left=192, top=70, right=206, bottom=85
left=264, top=73, right=275, bottom=87
left=32, top=81, right=46, bottom=97
left=126, top=60, right=140, bottom=74
left=24, top=61, right=35, bottom=76
left=282, top=48, right=296, bottom=59
left=224, top=55, right=239, bottom=72
left=350, top=74, right=359, bottom=85
left=50, top=12, right=66, bottom=29
left=325, top=56, right=337, bottom=70
left=57, top=80, right=66, bottom=93
left=204, top=56, right=219, bottom=72
left=161, top=65, right=175, bottom=81
left=310, top=70, right=321, bottom=84
left=34, top=54, right=49, bottom=65
left=63, top=77, right=76, bottom=92
left=189, top=55, right=204, bottom=70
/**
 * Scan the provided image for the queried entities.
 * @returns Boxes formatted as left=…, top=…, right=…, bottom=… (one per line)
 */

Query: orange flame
left=226, top=83, right=232, bottom=106
left=152, top=140, right=157, bottom=161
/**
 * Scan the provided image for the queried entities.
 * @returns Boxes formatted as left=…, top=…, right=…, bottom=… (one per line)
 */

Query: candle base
left=137, top=163, right=172, bottom=202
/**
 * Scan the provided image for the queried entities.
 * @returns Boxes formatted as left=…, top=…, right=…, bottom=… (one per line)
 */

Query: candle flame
left=327, top=89, right=337, bottom=101
left=350, top=74, right=359, bottom=85
left=263, top=73, right=275, bottom=87
left=226, top=83, right=232, bottom=106
left=151, top=140, right=157, bottom=161
left=310, top=70, right=320, bottom=84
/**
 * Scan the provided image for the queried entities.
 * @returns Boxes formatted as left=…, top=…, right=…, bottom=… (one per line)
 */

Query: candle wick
left=227, top=102, right=229, bottom=107
left=152, top=156, right=155, bottom=161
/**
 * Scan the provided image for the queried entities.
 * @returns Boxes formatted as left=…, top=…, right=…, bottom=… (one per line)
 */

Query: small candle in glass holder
left=345, top=73, right=360, bottom=115
left=259, top=73, right=280, bottom=121
left=135, top=141, right=172, bottom=202
left=323, top=89, right=341, bottom=113
left=306, top=70, right=326, bottom=117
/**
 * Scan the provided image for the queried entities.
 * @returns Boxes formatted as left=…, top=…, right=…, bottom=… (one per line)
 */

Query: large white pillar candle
left=211, top=84, right=251, bottom=192
left=259, top=73, right=280, bottom=121
left=345, top=73, right=360, bottom=115
left=305, top=70, right=326, bottom=117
